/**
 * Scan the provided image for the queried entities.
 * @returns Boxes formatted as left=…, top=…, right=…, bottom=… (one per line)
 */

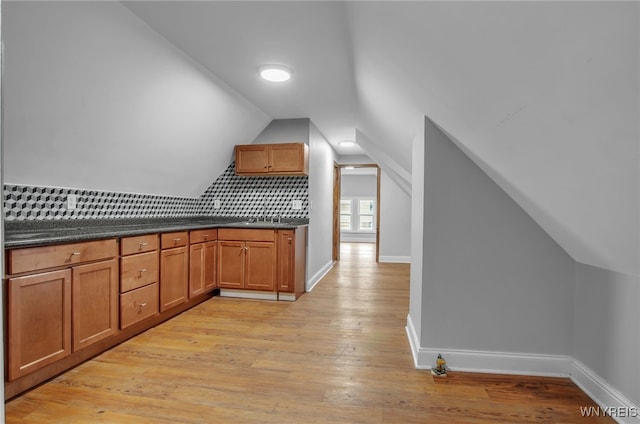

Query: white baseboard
left=219, top=289, right=278, bottom=301
left=379, top=255, right=410, bottom=263
left=306, top=260, right=334, bottom=292
left=569, top=360, right=640, bottom=424
left=406, top=315, right=640, bottom=423
left=405, top=315, right=569, bottom=376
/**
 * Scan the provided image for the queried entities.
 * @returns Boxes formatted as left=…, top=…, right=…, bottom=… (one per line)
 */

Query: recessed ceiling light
left=339, top=140, right=356, bottom=148
left=258, top=65, right=292, bottom=82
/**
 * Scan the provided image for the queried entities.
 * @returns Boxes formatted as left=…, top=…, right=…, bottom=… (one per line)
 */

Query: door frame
left=332, top=163, right=381, bottom=262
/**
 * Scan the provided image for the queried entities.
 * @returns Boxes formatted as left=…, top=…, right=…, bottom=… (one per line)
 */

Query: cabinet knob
left=138, top=302, right=147, bottom=312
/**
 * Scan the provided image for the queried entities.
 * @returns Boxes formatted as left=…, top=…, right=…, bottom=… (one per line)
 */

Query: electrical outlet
left=213, top=199, right=221, bottom=210
left=66, top=194, right=77, bottom=210
left=292, top=200, right=302, bottom=210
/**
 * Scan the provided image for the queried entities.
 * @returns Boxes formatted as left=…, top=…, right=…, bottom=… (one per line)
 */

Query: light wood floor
left=6, top=242, right=611, bottom=423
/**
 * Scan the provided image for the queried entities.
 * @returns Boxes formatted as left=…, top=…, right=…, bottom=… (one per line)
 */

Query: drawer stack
left=119, top=234, right=160, bottom=329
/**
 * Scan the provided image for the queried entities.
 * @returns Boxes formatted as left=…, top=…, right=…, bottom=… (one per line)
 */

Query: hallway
left=5, top=243, right=609, bottom=423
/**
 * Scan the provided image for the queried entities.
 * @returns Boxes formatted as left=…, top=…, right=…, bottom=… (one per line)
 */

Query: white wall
left=308, top=122, right=337, bottom=289
left=252, top=118, right=310, bottom=146
left=572, top=264, right=640, bottom=405
left=3, top=1, right=269, bottom=198
left=409, top=117, right=576, bottom=366
left=379, top=170, right=411, bottom=262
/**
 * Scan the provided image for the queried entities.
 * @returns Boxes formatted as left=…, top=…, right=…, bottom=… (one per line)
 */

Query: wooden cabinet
left=218, top=229, right=276, bottom=291
left=235, top=143, right=308, bottom=176
left=189, top=229, right=217, bottom=298
left=5, top=239, right=118, bottom=381
left=72, top=259, right=119, bottom=351
left=7, top=270, right=71, bottom=381
left=276, top=227, right=307, bottom=300
left=120, top=234, right=159, bottom=329
left=160, top=231, right=189, bottom=312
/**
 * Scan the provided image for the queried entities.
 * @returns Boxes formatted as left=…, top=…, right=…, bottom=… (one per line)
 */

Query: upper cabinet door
left=269, top=143, right=308, bottom=174
left=236, top=145, right=269, bottom=174
left=235, top=143, right=308, bottom=176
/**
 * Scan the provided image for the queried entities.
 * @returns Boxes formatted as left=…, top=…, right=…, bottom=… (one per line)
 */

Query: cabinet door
left=235, top=145, right=268, bottom=174
left=277, top=231, right=294, bottom=292
left=218, top=241, right=244, bottom=288
left=7, top=270, right=72, bottom=381
left=269, top=143, right=306, bottom=174
left=203, top=241, right=218, bottom=292
left=189, top=243, right=205, bottom=297
left=245, top=242, right=276, bottom=291
left=72, top=259, right=119, bottom=352
left=160, top=246, right=189, bottom=312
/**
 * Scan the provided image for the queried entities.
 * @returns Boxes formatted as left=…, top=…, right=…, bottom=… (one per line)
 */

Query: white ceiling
left=124, top=1, right=639, bottom=276
left=123, top=1, right=360, bottom=155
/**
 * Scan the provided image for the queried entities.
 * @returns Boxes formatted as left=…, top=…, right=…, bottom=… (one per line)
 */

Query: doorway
left=332, top=163, right=380, bottom=262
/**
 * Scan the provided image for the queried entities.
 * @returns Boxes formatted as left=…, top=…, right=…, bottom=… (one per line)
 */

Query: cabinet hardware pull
left=203, top=235, right=209, bottom=239
left=264, top=165, right=268, bottom=168
left=70, top=252, right=81, bottom=256
left=138, top=302, right=147, bottom=310
left=173, top=238, right=181, bottom=242
left=138, top=242, right=148, bottom=248
left=139, top=269, right=147, bottom=273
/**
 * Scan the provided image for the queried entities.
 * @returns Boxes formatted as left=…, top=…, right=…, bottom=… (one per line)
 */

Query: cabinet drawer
left=120, top=251, right=159, bottom=292
left=120, top=283, right=159, bottom=329
left=161, top=232, right=189, bottom=249
left=120, top=234, right=158, bottom=256
left=218, top=228, right=275, bottom=242
left=8, top=239, right=118, bottom=275
left=190, top=229, right=217, bottom=244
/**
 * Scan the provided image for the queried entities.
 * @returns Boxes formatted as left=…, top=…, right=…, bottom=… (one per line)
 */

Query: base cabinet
left=189, top=229, right=218, bottom=298
left=276, top=228, right=307, bottom=300
left=160, top=232, right=189, bottom=312
left=218, top=229, right=276, bottom=291
left=7, top=270, right=72, bottom=381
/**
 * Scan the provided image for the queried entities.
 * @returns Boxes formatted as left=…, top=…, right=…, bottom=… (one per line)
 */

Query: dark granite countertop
left=4, top=216, right=309, bottom=248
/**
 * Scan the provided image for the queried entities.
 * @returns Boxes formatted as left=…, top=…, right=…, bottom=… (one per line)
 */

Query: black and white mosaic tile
left=199, top=163, right=308, bottom=219
left=4, top=163, right=309, bottom=221
left=3, top=185, right=200, bottom=221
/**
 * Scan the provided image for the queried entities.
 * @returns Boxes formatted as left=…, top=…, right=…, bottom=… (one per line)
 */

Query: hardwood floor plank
left=5, top=242, right=612, bottom=423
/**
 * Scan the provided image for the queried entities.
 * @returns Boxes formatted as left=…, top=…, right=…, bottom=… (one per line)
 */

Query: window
left=340, top=200, right=352, bottom=230
left=340, top=198, right=375, bottom=233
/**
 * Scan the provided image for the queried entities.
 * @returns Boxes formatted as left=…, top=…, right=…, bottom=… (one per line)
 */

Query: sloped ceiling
left=5, top=1, right=638, bottom=276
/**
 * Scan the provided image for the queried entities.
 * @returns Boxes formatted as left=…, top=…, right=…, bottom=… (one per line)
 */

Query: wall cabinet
left=235, top=143, right=309, bottom=176
left=189, top=229, right=217, bottom=298
left=276, top=227, right=307, bottom=301
left=120, top=234, right=159, bottom=329
left=160, top=231, right=189, bottom=312
left=218, top=229, right=276, bottom=291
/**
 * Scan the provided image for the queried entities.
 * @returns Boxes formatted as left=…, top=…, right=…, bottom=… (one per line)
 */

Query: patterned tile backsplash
left=4, top=163, right=309, bottom=221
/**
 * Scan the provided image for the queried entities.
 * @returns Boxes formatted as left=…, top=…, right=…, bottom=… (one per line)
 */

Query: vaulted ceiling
left=3, top=1, right=637, bottom=276
left=124, top=1, right=639, bottom=276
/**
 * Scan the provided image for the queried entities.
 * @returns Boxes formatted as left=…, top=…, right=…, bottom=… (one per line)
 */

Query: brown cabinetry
left=218, top=229, right=276, bottom=291
left=189, top=229, right=217, bottom=297
left=119, top=234, right=159, bottom=329
left=5, top=239, right=118, bottom=381
left=7, top=270, right=71, bottom=381
left=160, top=231, right=189, bottom=312
left=276, top=227, right=307, bottom=300
left=235, top=143, right=308, bottom=176
left=72, top=260, right=119, bottom=351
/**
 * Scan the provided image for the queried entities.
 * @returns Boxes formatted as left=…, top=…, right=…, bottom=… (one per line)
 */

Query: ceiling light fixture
left=258, top=65, right=293, bottom=82
left=339, top=140, right=356, bottom=148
